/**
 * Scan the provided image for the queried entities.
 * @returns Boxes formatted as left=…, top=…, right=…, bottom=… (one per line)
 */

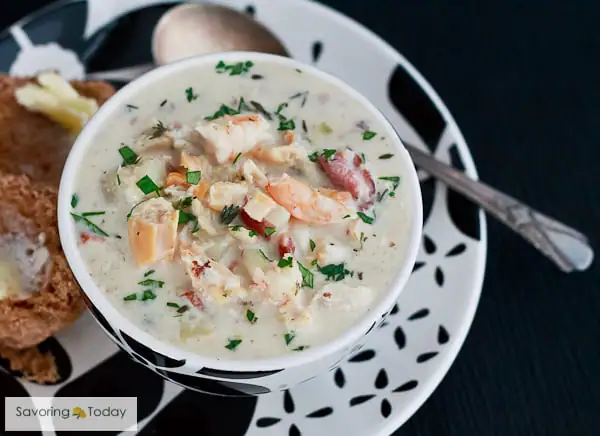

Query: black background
left=2, top=1, right=599, bottom=435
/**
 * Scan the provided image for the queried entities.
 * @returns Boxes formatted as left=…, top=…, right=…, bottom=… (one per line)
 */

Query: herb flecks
left=137, top=279, right=165, bottom=289
left=264, top=227, right=276, bottom=237
left=379, top=176, right=401, bottom=191
left=298, top=262, right=314, bottom=288
left=144, top=270, right=155, bottom=277
left=225, top=338, right=242, bottom=351
left=308, top=149, right=336, bottom=162
left=232, top=153, right=242, bottom=165
left=216, top=60, right=254, bottom=76
left=284, top=332, right=296, bottom=345
left=246, top=309, right=258, bottom=324
left=205, top=104, right=239, bottom=121
left=71, top=213, right=109, bottom=237
left=141, top=290, right=156, bottom=301
left=186, top=170, right=201, bottom=185
left=185, top=87, right=198, bottom=102
left=249, top=100, right=272, bottom=120
left=136, top=175, right=160, bottom=196
left=362, top=130, right=377, bottom=140
left=178, top=211, right=196, bottom=225
left=318, top=263, right=352, bottom=281
left=221, top=204, right=240, bottom=225
left=118, top=145, right=138, bottom=166
left=379, top=153, right=394, bottom=160
left=278, top=256, right=293, bottom=268
left=309, top=239, right=316, bottom=252
left=149, top=121, right=167, bottom=139
left=278, top=119, right=296, bottom=131
left=357, top=212, right=374, bottom=224
left=71, top=194, right=79, bottom=208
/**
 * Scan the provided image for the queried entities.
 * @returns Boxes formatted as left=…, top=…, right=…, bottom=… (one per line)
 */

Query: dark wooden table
left=3, top=1, right=599, bottom=435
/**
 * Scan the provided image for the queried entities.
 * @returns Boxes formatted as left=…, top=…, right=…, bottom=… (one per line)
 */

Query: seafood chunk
left=207, top=182, right=248, bottom=212
left=241, top=159, right=268, bottom=187
left=243, top=191, right=277, bottom=222
left=314, top=238, right=350, bottom=265
left=249, top=144, right=307, bottom=165
left=191, top=199, right=220, bottom=236
left=317, top=149, right=376, bottom=210
left=266, top=174, right=351, bottom=224
left=313, top=282, right=374, bottom=311
left=195, top=113, right=273, bottom=164
left=127, top=198, right=179, bottom=266
left=117, top=156, right=169, bottom=205
left=250, top=256, right=302, bottom=305
left=180, top=244, right=246, bottom=303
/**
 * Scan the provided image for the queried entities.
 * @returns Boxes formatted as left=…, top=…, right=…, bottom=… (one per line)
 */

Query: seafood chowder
left=70, top=59, right=413, bottom=359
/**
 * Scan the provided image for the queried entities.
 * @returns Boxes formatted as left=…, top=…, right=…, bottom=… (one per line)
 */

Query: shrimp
left=266, top=174, right=352, bottom=224
left=317, top=149, right=376, bottom=210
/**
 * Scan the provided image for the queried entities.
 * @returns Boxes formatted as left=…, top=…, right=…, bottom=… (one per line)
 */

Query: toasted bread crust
left=0, top=76, right=115, bottom=186
left=0, top=172, right=84, bottom=350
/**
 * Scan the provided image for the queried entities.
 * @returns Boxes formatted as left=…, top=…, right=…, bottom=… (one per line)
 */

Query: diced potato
left=128, top=198, right=179, bottom=266
left=230, top=227, right=259, bottom=245
left=264, top=204, right=291, bottom=230
left=207, top=182, right=248, bottom=212
left=314, top=283, right=374, bottom=311
left=241, top=159, right=268, bottom=187
left=117, top=156, right=169, bottom=205
left=243, top=191, right=277, bottom=222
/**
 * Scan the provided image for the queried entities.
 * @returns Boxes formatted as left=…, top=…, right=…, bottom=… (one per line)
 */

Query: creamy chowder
left=71, top=59, right=412, bottom=359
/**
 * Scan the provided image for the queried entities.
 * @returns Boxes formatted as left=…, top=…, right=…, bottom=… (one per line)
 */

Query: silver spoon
left=86, top=3, right=288, bottom=81
left=87, top=4, right=593, bottom=273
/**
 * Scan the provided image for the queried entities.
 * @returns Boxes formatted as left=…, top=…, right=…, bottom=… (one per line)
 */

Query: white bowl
left=58, top=52, right=423, bottom=396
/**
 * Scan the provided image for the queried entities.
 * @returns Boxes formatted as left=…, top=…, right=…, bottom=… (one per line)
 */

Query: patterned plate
left=0, top=0, right=487, bottom=434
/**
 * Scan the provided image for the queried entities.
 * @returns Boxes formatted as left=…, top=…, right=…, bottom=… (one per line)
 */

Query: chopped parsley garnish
left=292, top=345, right=309, bottom=351
left=123, top=293, right=137, bottom=301
left=167, top=302, right=189, bottom=314
left=204, top=104, right=239, bottom=121
left=289, top=91, right=309, bottom=107
left=118, top=145, right=138, bottom=165
left=284, top=332, right=296, bottom=345
left=149, top=120, right=167, bottom=139
left=230, top=225, right=241, bottom=231
left=144, top=270, right=155, bottom=277
left=71, top=194, right=79, bottom=208
left=251, top=74, right=264, bottom=80
left=295, top=68, right=302, bottom=73
left=70, top=213, right=109, bottom=237
left=357, top=212, right=374, bottom=224
left=302, top=120, right=308, bottom=134
left=318, top=122, right=333, bottom=135
left=278, top=256, right=293, bottom=268
left=160, top=99, right=167, bottom=107
left=379, top=153, right=394, bottom=160
left=361, top=152, right=366, bottom=163
left=246, top=309, right=258, bottom=324
left=136, top=175, right=160, bottom=195
left=275, top=102, right=288, bottom=115
left=141, top=290, right=156, bottom=301
left=237, top=96, right=251, bottom=113
left=137, top=279, right=165, bottom=288
left=185, top=87, right=198, bottom=102
left=215, top=60, right=254, bottom=76
left=126, top=199, right=148, bottom=220
left=178, top=196, right=193, bottom=209
left=117, top=174, right=121, bottom=186
left=81, top=211, right=105, bottom=217
left=362, top=130, right=377, bottom=140
left=308, top=149, right=336, bottom=162
left=249, top=100, right=272, bottom=120
left=311, top=259, right=318, bottom=266
left=298, top=262, right=314, bottom=288
left=309, top=239, right=316, bottom=252
left=264, top=227, right=276, bottom=237
left=232, top=152, right=242, bottom=165
left=178, top=211, right=196, bottom=225
left=125, top=104, right=138, bottom=110
left=186, top=170, right=201, bottom=185
left=318, top=263, right=352, bottom=281
left=377, top=189, right=389, bottom=203
left=389, top=192, right=396, bottom=197
left=225, top=338, right=242, bottom=350
left=220, top=204, right=240, bottom=225
left=248, top=230, right=258, bottom=237
left=278, top=118, right=296, bottom=131
left=259, top=249, right=272, bottom=261
left=166, top=302, right=178, bottom=308
left=378, top=176, right=401, bottom=191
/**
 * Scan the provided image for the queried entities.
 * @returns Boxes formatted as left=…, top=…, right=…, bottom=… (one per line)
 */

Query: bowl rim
left=58, top=51, right=423, bottom=372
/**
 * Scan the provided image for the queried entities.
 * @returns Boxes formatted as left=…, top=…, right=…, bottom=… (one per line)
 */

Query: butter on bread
left=14, top=71, right=99, bottom=133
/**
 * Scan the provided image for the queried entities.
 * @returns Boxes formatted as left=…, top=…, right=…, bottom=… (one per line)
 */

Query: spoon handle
left=86, top=63, right=155, bottom=82
left=405, top=144, right=594, bottom=272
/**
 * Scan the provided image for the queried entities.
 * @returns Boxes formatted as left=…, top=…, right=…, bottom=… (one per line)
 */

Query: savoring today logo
left=4, top=397, right=138, bottom=432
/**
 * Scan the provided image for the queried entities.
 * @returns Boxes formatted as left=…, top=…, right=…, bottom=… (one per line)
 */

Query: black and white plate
left=0, top=0, right=487, bottom=434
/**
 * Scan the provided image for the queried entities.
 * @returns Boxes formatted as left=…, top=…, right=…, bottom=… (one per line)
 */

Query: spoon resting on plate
left=87, top=3, right=593, bottom=273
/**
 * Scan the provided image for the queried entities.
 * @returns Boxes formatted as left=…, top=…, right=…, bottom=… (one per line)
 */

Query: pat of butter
left=14, top=71, right=98, bottom=133
left=0, top=261, right=22, bottom=300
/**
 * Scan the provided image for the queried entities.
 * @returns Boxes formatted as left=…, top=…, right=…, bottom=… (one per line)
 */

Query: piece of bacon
left=317, top=150, right=376, bottom=210
left=191, top=260, right=210, bottom=278
left=239, top=208, right=275, bottom=240
left=80, top=233, right=104, bottom=244
left=278, top=233, right=296, bottom=258
left=182, top=290, right=204, bottom=310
